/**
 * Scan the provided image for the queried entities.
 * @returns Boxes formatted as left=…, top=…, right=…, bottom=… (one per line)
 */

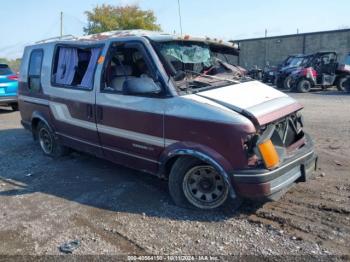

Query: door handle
left=97, top=106, right=103, bottom=122
left=87, top=104, right=93, bottom=120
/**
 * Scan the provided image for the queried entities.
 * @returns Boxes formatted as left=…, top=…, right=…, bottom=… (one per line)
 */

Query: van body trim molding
left=19, top=95, right=177, bottom=148
left=57, top=132, right=160, bottom=164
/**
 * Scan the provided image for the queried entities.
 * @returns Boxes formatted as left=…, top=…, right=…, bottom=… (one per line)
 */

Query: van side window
left=102, top=44, right=156, bottom=93
left=52, top=46, right=101, bottom=90
left=28, top=49, right=43, bottom=92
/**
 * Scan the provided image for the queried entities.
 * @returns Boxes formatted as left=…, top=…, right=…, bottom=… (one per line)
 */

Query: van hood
left=193, top=80, right=303, bottom=126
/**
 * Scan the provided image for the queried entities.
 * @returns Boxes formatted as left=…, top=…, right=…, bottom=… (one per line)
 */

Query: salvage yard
left=0, top=90, right=349, bottom=256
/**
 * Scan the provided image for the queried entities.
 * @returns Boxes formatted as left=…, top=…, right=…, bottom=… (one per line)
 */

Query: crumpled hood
left=194, top=80, right=303, bottom=126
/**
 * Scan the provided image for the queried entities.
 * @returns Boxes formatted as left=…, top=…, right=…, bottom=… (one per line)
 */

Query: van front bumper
left=232, top=135, right=317, bottom=199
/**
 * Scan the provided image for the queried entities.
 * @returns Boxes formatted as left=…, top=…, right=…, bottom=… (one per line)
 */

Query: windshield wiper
left=184, top=69, right=240, bottom=84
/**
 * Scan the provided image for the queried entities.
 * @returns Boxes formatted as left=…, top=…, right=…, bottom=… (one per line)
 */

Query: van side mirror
left=123, top=77, right=161, bottom=95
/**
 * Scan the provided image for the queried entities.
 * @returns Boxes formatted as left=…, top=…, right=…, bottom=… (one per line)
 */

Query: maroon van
left=18, top=30, right=317, bottom=210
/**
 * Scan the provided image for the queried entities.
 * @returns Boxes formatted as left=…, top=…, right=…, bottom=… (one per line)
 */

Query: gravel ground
left=0, top=89, right=349, bottom=259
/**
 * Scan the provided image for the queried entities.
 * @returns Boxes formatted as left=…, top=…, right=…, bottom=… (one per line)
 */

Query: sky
left=0, top=0, right=349, bottom=59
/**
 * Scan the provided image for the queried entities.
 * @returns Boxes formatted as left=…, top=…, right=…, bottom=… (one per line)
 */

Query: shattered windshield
left=160, top=43, right=213, bottom=67
left=153, top=40, right=248, bottom=94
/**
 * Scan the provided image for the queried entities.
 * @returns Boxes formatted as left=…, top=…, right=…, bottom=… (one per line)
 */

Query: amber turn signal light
left=258, top=139, right=280, bottom=169
left=98, top=56, right=105, bottom=64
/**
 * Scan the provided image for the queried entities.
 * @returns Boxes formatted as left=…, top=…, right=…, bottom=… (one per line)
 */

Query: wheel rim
left=39, top=127, right=53, bottom=154
left=302, top=81, right=311, bottom=91
left=285, top=77, right=291, bottom=89
left=183, top=165, right=228, bottom=209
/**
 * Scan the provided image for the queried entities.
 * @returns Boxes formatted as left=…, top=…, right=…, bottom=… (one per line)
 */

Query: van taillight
left=7, top=75, right=18, bottom=81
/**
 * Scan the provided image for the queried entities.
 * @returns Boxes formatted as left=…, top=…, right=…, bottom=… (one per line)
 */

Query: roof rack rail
left=35, top=34, right=77, bottom=44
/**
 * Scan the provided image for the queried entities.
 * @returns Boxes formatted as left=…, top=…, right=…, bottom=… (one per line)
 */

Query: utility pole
left=177, top=0, right=183, bottom=36
left=60, top=11, right=63, bottom=38
left=265, top=29, right=267, bottom=37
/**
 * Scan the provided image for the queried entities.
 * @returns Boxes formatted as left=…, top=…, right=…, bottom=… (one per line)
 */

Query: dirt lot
left=0, top=89, right=349, bottom=258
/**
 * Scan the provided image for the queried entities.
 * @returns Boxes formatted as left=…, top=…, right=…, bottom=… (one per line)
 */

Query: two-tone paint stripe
left=19, top=95, right=177, bottom=148
left=56, top=132, right=160, bottom=164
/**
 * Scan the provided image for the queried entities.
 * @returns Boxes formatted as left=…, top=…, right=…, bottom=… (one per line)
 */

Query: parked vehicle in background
left=290, top=51, right=350, bottom=93
left=0, top=64, right=19, bottom=110
left=345, top=77, right=350, bottom=93
left=247, top=65, right=263, bottom=80
left=275, top=54, right=306, bottom=90
left=18, top=30, right=317, bottom=210
left=262, top=55, right=303, bottom=85
left=261, top=64, right=277, bottom=84
left=336, top=52, right=350, bottom=91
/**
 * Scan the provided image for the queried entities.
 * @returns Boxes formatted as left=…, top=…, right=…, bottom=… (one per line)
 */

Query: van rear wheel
left=37, top=122, right=69, bottom=158
left=168, top=157, right=233, bottom=210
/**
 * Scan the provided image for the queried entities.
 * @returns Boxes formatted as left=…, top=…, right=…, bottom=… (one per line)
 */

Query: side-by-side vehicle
left=18, top=30, right=317, bottom=210
left=290, top=51, right=350, bottom=92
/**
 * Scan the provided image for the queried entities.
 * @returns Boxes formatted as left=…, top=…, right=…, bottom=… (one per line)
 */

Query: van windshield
left=152, top=40, right=249, bottom=94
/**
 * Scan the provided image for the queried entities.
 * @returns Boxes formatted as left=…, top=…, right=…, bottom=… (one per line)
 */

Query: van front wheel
left=168, top=157, right=230, bottom=210
left=37, top=122, right=69, bottom=158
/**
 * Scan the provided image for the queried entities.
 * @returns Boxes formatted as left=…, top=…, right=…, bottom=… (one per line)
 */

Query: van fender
left=160, top=143, right=237, bottom=198
left=31, top=111, right=54, bottom=137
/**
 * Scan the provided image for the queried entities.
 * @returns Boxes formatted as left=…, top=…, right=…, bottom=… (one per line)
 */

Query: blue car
left=0, top=64, right=18, bottom=111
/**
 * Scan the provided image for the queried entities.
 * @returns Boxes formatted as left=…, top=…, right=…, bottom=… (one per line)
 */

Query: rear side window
left=52, top=46, right=102, bottom=90
left=0, top=65, right=13, bottom=75
left=28, top=49, right=43, bottom=92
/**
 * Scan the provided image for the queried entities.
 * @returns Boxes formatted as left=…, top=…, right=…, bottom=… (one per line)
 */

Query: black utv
left=262, top=54, right=303, bottom=85
left=289, top=51, right=350, bottom=93
left=275, top=54, right=305, bottom=89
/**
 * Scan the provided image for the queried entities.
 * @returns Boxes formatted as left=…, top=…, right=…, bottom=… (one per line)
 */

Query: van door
left=96, top=40, right=165, bottom=174
left=46, top=45, right=103, bottom=156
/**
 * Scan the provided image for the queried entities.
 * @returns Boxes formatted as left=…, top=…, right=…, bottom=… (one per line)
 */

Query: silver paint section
left=168, top=96, right=255, bottom=127
left=247, top=97, right=300, bottom=118
left=270, top=166, right=301, bottom=193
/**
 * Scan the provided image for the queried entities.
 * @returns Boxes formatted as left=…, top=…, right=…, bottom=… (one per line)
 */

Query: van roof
left=31, top=30, right=238, bottom=50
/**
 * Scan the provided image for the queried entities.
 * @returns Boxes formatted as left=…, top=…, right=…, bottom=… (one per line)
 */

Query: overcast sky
left=0, top=0, right=349, bottom=59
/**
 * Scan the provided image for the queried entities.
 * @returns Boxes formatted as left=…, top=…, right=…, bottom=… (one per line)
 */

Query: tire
left=11, top=103, right=18, bottom=111
left=283, top=76, right=292, bottom=90
left=276, top=77, right=284, bottom=89
left=346, top=79, right=350, bottom=93
left=168, top=157, right=239, bottom=210
left=36, top=121, right=69, bottom=158
left=336, top=77, right=348, bottom=92
left=296, top=79, right=312, bottom=93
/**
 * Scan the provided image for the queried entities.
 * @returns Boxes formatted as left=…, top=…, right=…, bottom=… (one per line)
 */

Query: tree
left=84, top=4, right=161, bottom=35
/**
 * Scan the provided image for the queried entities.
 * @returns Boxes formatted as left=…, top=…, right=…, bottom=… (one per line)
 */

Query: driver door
left=95, top=40, right=165, bottom=174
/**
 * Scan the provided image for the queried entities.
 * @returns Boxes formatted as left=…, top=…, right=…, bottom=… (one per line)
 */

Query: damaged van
left=18, top=30, right=317, bottom=210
